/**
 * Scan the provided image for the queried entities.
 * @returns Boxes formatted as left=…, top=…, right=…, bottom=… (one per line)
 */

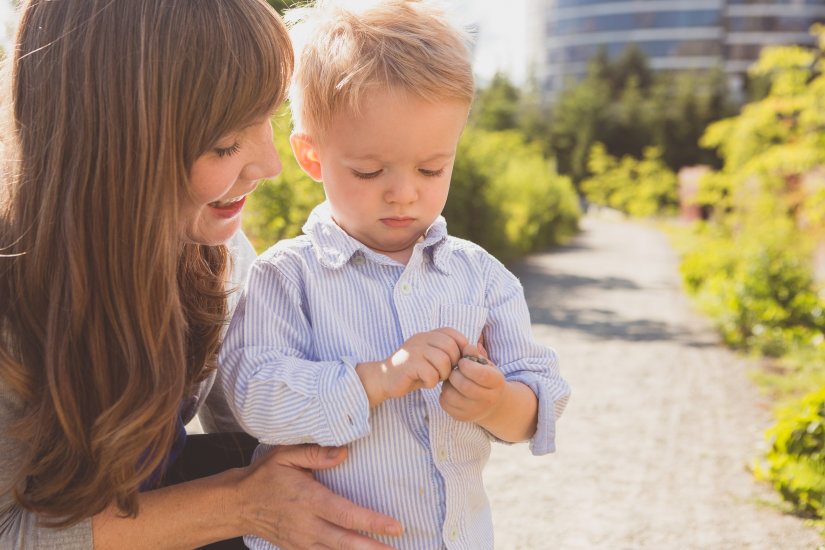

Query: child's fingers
left=456, top=356, right=502, bottom=389
left=416, top=346, right=454, bottom=386
left=461, top=343, right=491, bottom=365
left=434, top=327, right=469, bottom=359
left=477, top=335, right=489, bottom=360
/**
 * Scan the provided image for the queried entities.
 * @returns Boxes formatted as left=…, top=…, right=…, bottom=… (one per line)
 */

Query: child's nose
left=386, top=174, right=418, bottom=204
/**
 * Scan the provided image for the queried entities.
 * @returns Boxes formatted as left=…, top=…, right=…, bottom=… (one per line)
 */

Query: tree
left=470, top=72, right=521, bottom=132
left=549, top=45, right=735, bottom=185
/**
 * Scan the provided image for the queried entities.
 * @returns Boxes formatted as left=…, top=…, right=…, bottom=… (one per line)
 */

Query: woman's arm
left=92, top=445, right=402, bottom=550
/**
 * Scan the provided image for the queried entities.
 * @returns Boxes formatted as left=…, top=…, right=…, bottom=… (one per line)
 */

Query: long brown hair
left=0, top=0, right=293, bottom=526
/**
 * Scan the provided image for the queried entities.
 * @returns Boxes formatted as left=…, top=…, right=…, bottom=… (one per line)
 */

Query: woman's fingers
left=313, top=483, right=404, bottom=540
left=247, top=445, right=402, bottom=549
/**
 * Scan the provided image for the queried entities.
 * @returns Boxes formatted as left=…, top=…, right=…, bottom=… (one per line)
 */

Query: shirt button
left=448, top=527, right=459, bottom=540
left=400, top=282, right=411, bottom=295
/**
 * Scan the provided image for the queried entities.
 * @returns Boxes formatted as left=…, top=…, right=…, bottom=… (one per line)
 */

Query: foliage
left=673, top=26, right=825, bottom=519
left=470, top=73, right=522, bottom=133
left=549, top=48, right=736, bottom=185
left=678, top=221, right=825, bottom=357
left=470, top=72, right=554, bottom=158
left=445, top=127, right=580, bottom=263
left=265, top=0, right=297, bottom=15
left=756, top=387, right=825, bottom=519
left=580, top=143, right=679, bottom=218
left=242, top=108, right=325, bottom=253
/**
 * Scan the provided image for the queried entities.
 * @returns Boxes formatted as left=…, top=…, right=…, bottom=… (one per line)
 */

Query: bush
left=678, top=221, right=825, bottom=357
left=242, top=108, right=326, bottom=252
left=580, top=143, right=679, bottom=218
left=759, top=386, right=825, bottom=518
left=445, top=127, right=581, bottom=263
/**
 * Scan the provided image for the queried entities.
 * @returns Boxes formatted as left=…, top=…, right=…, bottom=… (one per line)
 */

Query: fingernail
left=386, top=524, right=403, bottom=536
left=325, top=447, right=342, bottom=459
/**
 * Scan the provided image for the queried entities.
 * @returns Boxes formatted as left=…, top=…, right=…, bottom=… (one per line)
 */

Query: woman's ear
left=290, top=133, right=323, bottom=182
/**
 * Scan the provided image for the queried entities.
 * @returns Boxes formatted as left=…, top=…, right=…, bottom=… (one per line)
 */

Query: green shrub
left=444, top=127, right=581, bottom=263
left=759, top=386, right=825, bottom=518
left=580, top=143, right=679, bottom=218
left=243, top=108, right=325, bottom=252
left=678, top=221, right=825, bottom=356
left=674, top=30, right=825, bottom=520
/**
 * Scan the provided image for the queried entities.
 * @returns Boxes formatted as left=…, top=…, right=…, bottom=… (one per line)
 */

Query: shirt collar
left=303, top=201, right=452, bottom=273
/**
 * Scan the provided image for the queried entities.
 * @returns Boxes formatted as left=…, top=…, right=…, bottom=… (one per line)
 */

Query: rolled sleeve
left=506, top=363, right=570, bottom=455
left=220, top=257, right=371, bottom=447
left=483, top=259, right=571, bottom=455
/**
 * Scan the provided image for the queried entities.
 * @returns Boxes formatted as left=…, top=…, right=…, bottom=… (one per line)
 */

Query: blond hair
left=0, top=0, right=292, bottom=526
left=285, top=0, right=475, bottom=142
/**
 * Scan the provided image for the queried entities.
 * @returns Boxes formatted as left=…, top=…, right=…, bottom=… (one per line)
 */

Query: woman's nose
left=242, top=120, right=282, bottom=181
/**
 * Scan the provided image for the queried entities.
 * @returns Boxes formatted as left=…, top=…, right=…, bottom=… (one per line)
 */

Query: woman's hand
left=238, top=444, right=403, bottom=549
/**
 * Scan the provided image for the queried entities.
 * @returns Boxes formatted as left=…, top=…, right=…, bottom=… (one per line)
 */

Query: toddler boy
left=220, top=1, right=570, bottom=548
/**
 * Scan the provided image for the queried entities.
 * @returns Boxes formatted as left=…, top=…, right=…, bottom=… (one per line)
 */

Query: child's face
left=311, top=89, right=469, bottom=264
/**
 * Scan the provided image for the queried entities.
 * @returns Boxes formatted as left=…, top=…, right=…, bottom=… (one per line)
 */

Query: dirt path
left=484, top=213, right=824, bottom=550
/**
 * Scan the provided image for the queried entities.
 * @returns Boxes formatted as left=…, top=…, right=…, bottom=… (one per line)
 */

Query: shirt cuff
left=507, top=372, right=568, bottom=455
left=317, top=356, right=371, bottom=446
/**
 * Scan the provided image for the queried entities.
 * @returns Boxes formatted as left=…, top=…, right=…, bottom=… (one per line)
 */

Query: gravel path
left=484, top=213, right=824, bottom=550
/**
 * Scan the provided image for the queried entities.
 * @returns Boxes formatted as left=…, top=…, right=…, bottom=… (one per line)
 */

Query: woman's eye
left=353, top=169, right=383, bottom=179
left=419, top=168, right=445, bottom=177
left=215, top=142, right=241, bottom=158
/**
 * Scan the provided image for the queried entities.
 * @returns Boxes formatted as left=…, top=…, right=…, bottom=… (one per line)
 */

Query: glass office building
left=529, top=0, right=825, bottom=98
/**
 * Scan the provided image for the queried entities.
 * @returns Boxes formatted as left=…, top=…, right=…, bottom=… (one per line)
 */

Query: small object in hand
left=462, top=354, right=489, bottom=365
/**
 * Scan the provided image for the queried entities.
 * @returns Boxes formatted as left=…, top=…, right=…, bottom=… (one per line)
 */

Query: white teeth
left=210, top=195, right=244, bottom=208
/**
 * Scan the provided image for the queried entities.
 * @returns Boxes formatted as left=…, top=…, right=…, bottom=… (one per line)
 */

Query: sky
left=445, top=0, right=529, bottom=85
left=0, top=0, right=528, bottom=85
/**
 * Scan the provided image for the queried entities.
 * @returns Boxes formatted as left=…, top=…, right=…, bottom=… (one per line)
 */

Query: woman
left=0, top=0, right=401, bottom=548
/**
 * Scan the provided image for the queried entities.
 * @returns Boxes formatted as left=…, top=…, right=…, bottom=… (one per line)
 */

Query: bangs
left=177, top=0, right=294, bottom=157
left=218, top=0, right=294, bottom=124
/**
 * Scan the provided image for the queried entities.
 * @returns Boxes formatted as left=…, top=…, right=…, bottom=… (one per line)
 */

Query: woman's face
left=181, top=115, right=282, bottom=245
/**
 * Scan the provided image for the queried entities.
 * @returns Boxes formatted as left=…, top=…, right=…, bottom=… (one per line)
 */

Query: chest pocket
left=438, top=304, right=488, bottom=345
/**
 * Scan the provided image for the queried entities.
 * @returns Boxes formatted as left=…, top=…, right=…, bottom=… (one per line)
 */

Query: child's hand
left=439, top=343, right=506, bottom=423
left=356, top=327, right=467, bottom=407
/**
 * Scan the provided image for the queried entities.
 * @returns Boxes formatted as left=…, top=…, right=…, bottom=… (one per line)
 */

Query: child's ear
left=290, top=133, right=323, bottom=182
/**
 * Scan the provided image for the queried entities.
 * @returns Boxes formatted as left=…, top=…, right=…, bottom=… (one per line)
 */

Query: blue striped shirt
left=220, top=202, right=570, bottom=550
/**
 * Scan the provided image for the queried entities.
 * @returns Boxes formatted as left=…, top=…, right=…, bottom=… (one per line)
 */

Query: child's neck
left=372, top=234, right=425, bottom=265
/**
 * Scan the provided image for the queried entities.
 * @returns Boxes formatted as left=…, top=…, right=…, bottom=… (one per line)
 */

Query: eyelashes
left=419, top=168, right=445, bottom=177
left=214, top=142, right=241, bottom=158
left=353, top=169, right=382, bottom=180
left=351, top=167, right=446, bottom=179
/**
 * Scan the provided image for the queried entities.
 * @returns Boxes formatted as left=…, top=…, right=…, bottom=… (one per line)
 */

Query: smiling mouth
left=209, top=193, right=248, bottom=209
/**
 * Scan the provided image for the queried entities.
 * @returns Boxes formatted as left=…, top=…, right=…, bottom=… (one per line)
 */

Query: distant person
left=0, top=0, right=402, bottom=548
left=220, top=1, right=570, bottom=548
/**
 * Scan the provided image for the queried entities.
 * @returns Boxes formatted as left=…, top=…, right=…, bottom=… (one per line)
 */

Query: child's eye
left=419, top=168, right=445, bottom=177
left=215, top=142, right=241, bottom=158
left=353, top=169, right=383, bottom=179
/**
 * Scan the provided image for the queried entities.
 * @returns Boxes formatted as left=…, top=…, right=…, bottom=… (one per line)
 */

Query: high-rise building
left=529, top=0, right=825, bottom=99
